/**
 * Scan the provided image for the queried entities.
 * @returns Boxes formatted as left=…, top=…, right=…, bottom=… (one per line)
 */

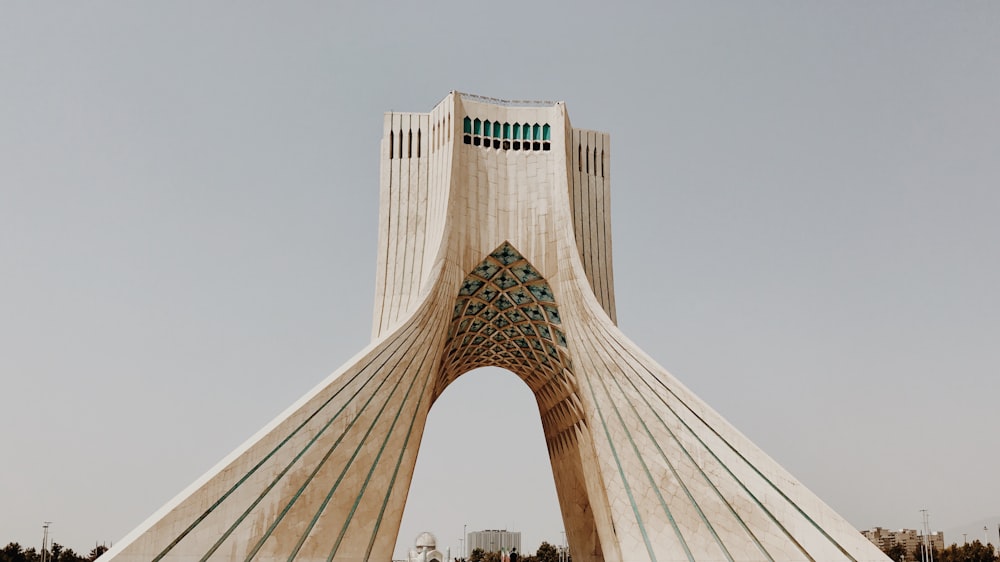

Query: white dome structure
left=415, top=532, right=437, bottom=550
left=410, top=531, right=444, bottom=562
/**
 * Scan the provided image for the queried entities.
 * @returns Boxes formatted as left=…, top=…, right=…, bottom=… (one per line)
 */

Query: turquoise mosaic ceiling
left=440, top=242, right=572, bottom=391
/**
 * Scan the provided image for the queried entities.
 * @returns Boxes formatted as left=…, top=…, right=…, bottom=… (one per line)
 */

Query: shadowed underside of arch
left=438, top=242, right=583, bottom=449
left=100, top=92, right=889, bottom=562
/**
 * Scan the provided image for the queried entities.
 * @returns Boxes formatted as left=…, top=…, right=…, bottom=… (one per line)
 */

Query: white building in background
left=406, top=532, right=446, bottom=562
left=467, top=529, right=521, bottom=554
left=861, top=527, right=945, bottom=554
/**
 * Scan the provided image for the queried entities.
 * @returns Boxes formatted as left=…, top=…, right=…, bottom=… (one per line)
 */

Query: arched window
left=532, top=124, right=540, bottom=140
left=512, top=123, right=520, bottom=139
left=463, top=117, right=472, bottom=134
left=474, top=118, right=482, bottom=135
left=542, top=124, right=551, bottom=140
left=484, top=120, right=492, bottom=137
left=503, top=123, right=510, bottom=139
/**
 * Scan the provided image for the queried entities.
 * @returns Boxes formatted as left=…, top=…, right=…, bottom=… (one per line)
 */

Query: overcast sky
left=2, top=2, right=998, bottom=559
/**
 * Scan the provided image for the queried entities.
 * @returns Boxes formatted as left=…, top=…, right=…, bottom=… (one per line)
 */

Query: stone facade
left=99, top=92, right=891, bottom=562
left=862, top=528, right=945, bottom=556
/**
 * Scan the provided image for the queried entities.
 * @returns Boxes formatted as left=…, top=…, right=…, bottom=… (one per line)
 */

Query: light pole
left=464, top=524, right=467, bottom=560
left=41, top=522, right=52, bottom=562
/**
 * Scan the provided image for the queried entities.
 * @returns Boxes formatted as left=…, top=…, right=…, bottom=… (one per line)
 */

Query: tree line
left=882, top=540, right=997, bottom=562
left=0, top=543, right=108, bottom=562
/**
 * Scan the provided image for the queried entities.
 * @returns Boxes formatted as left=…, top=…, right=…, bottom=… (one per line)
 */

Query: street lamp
left=41, top=522, right=52, bottom=562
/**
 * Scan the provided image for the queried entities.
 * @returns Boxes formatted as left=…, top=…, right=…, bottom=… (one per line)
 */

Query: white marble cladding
left=100, top=92, right=890, bottom=562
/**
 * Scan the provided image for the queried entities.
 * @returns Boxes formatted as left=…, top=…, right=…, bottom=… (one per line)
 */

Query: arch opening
left=394, top=367, right=562, bottom=560
left=397, top=242, right=607, bottom=562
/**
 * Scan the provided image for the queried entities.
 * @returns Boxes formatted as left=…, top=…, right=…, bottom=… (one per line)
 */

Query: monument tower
left=101, top=92, right=889, bottom=562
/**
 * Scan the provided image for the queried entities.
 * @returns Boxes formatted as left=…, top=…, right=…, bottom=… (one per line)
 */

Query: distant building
left=467, top=529, right=521, bottom=554
left=861, top=527, right=945, bottom=556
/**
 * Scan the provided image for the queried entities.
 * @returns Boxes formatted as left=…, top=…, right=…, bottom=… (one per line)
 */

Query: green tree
left=87, top=545, right=108, bottom=562
left=469, top=547, right=486, bottom=562
left=940, top=540, right=998, bottom=562
left=882, top=544, right=907, bottom=562
left=535, top=542, right=559, bottom=562
left=1, top=543, right=27, bottom=562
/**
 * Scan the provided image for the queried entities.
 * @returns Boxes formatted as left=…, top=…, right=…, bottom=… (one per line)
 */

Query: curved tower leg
left=101, top=294, right=452, bottom=562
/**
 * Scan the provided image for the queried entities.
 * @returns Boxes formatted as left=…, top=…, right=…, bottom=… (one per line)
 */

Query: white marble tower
left=99, top=92, right=890, bottom=562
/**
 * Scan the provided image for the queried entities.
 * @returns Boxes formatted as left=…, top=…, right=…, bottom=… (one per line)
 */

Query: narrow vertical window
left=447, top=114, right=451, bottom=140
left=417, top=129, right=421, bottom=158
left=408, top=130, right=412, bottom=158
left=578, top=144, right=582, bottom=171
left=398, top=129, right=404, bottom=158
left=601, top=150, right=605, bottom=177
left=586, top=146, right=590, bottom=174
left=390, top=130, right=394, bottom=159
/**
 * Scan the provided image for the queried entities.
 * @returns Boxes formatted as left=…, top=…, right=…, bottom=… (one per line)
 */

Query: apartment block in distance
left=467, top=530, right=522, bottom=554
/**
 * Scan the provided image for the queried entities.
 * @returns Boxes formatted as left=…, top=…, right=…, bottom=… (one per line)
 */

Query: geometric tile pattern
left=443, top=241, right=570, bottom=382
left=98, top=92, right=890, bottom=562
left=439, top=242, right=583, bottom=455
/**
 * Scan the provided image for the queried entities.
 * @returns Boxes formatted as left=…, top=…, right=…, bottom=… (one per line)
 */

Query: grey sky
left=1, top=2, right=998, bottom=559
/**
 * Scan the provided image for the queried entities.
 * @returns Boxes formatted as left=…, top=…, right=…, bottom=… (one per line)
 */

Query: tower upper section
left=372, top=92, right=615, bottom=339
